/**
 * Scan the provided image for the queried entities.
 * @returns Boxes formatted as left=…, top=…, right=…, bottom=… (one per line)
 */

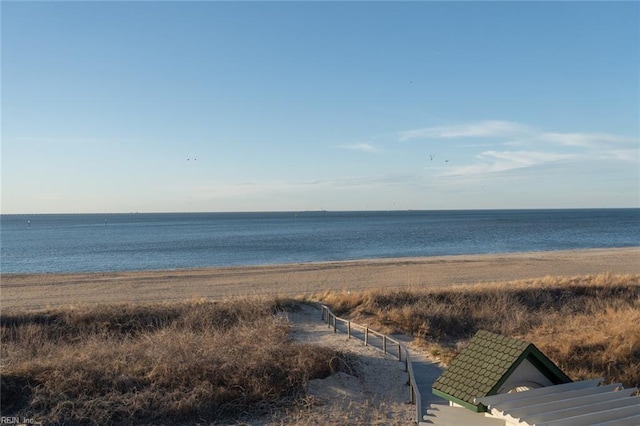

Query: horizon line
left=2, top=206, right=639, bottom=216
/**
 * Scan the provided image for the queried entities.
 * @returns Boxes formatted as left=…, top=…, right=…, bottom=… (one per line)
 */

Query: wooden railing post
left=320, top=304, right=423, bottom=425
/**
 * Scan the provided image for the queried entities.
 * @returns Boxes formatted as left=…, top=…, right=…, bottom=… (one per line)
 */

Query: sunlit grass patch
left=1, top=298, right=353, bottom=425
left=318, top=273, right=640, bottom=387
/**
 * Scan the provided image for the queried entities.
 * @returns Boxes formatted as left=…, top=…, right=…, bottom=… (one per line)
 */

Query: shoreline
left=2, top=247, right=639, bottom=311
left=4, top=246, right=640, bottom=276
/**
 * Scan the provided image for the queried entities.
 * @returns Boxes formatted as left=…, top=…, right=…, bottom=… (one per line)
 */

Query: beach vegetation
left=2, top=273, right=638, bottom=424
left=0, top=298, right=354, bottom=425
left=318, top=273, right=640, bottom=388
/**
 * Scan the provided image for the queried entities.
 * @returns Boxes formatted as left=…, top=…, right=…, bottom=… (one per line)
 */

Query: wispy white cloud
left=596, top=149, right=638, bottom=162
left=398, top=119, right=638, bottom=178
left=398, top=119, right=637, bottom=148
left=539, top=132, right=638, bottom=149
left=398, top=120, right=531, bottom=141
left=442, top=150, right=580, bottom=177
left=339, top=142, right=381, bottom=153
left=481, top=150, right=579, bottom=165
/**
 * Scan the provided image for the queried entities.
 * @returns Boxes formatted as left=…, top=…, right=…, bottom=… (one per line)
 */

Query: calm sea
left=1, top=209, right=638, bottom=274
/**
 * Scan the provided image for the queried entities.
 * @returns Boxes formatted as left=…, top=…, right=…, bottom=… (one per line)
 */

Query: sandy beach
left=2, top=247, right=639, bottom=311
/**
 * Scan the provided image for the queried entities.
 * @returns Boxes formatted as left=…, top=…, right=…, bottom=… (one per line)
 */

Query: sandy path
left=2, top=248, right=639, bottom=311
left=279, top=303, right=422, bottom=425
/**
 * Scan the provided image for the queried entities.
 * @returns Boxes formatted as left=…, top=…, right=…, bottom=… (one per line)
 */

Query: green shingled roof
left=432, top=330, right=571, bottom=412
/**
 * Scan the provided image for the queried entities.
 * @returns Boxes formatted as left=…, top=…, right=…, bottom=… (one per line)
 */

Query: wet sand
left=1, top=247, right=639, bottom=311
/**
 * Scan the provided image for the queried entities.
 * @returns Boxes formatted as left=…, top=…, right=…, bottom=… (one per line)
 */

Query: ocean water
left=1, top=209, right=638, bottom=274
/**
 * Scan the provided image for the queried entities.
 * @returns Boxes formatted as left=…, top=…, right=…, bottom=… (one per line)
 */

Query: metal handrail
left=320, top=304, right=423, bottom=425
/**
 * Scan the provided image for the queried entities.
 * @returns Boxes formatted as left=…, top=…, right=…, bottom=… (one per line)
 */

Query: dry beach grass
left=1, top=248, right=639, bottom=424
left=1, top=299, right=417, bottom=425
left=318, top=272, right=640, bottom=389
left=1, top=299, right=359, bottom=425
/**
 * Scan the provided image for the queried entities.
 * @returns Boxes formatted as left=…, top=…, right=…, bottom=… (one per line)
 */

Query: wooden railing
left=320, top=304, right=423, bottom=425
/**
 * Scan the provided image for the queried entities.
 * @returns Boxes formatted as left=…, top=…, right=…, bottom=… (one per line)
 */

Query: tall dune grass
left=2, top=273, right=638, bottom=424
left=1, top=298, right=353, bottom=425
left=318, top=273, right=640, bottom=388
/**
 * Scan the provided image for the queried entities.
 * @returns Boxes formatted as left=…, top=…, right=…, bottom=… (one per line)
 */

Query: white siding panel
left=592, top=413, right=640, bottom=426
left=540, top=402, right=640, bottom=426
left=478, top=378, right=603, bottom=406
left=498, top=387, right=637, bottom=419
left=496, top=384, right=623, bottom=413
left=524, top=396, right=640, bottom=424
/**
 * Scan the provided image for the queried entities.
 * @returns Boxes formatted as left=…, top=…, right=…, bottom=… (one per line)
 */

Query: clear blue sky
left=2, top=1, right=638, bottom=214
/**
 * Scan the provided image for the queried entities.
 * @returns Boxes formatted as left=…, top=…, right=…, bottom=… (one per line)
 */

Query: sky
left=1, top=1, right=639, bottom=214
